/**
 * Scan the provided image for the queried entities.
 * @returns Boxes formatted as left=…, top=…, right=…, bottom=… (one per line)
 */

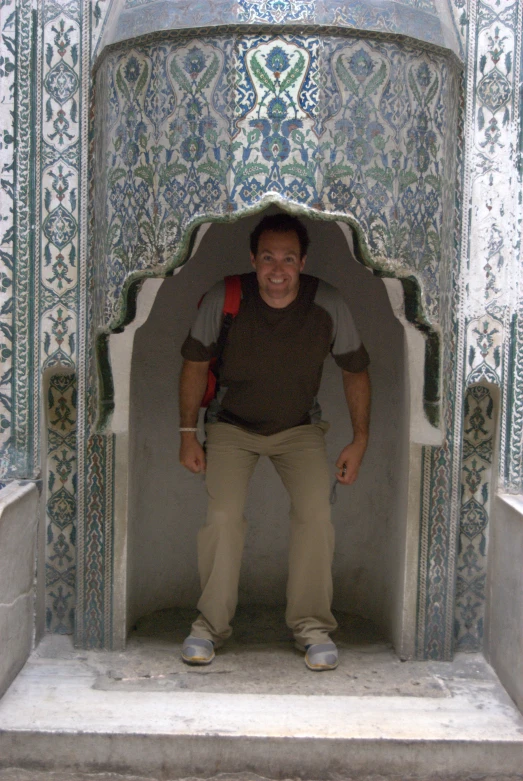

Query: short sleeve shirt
left=181, top=272, right=369, bottom=435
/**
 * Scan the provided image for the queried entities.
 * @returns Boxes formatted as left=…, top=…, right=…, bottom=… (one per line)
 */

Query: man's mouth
left=269, top=278, right=285, bottom=284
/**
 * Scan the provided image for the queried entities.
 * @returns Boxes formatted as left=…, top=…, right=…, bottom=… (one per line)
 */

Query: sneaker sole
left=181, top=650, right=215, bottom=666
left=295, top=641, right=339, bottom=671
left=304, top=655, right=339, bottom=671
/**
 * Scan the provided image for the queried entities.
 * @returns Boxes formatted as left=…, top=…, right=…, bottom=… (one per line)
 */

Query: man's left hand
left=336, top=441, right=367, bottom=485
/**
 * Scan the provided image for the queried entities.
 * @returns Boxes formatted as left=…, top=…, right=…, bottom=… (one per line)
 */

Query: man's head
left=249, top=214, right=310, bottom=259
left=249, top=214, right=309, bottom=309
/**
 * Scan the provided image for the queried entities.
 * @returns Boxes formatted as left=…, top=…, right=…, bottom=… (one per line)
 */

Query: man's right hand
left=180, top=434, right=206, bottom=474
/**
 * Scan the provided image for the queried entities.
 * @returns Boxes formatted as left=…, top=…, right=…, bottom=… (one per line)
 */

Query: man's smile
left=251, top=229, right=306, bottom=308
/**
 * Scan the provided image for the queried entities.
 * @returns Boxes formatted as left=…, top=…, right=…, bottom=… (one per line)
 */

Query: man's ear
left=300, top=254, right=307, bottom=271
left=250, top=252, right=256, bottom=268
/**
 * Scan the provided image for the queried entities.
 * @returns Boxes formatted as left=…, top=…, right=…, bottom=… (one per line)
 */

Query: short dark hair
left=250, top=214, right=310, bottom=258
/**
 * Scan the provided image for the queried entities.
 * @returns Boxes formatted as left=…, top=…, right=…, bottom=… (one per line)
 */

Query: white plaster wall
left=0, top=482, right=39, bottom=699
left=485, top=494, right=523, bottom=712
left=127, top=213, right=408, bottom=641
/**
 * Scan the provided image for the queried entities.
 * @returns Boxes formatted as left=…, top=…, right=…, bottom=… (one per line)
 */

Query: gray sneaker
left=181, top=636, right=215, bottom=665
left=297, top=641, right=339, bottom=671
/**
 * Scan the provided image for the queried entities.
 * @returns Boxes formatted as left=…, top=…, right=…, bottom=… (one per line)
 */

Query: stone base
left=0, top=483, right=39, bottom=699
left=1, top=608, right=522, bottom=779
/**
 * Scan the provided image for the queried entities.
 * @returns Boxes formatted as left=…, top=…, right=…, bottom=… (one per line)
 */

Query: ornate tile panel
left=455, top=384, right=494, bottom=652
left=502, top=0, right=523, bottom=491
left=11, top=0, right=34, bottom=477
left=458, top=0, right=522, bottom=495
left=40, top=3, right=81, bottom=373
left=46, top=373, right=77, bottom=634
left=75, top=432, right=114, bottom=648
left=94, top=34, right=459, bottom=338
left=0, top=0, right=14, bottom=472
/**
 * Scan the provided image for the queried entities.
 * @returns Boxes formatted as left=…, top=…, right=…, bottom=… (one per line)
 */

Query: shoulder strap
left=222, top=275, right=242, bottom=316
left=200, top=276, right=242, bottom=407
left=211, top=275, right=242, bottom=383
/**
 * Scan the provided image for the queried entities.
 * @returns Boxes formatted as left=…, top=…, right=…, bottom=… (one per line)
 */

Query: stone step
left=0, top=619, right=522, bottom=780
left=0, top=774, right=523, bottom=781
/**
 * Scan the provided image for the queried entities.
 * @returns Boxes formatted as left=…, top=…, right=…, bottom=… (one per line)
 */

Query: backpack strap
left=214, top=275, right=242, bottom=367
left=200, top=275, right=242, bottom=407
left=222, top=274, right=242, bottom=316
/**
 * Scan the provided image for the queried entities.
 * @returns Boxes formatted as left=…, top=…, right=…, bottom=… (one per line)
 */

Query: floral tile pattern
left=95, top=34, right=459, bottom=334
left=46, top=373, right=77, bottom=634
left=455, top=385, right=494, bottom=652
left=0, top=0, right=14, bottom=473
left=1, top=0, right=521, bottom=655
left=40, top=4, right=81, bottom=371
left=87, top=28, right=465, bottom=654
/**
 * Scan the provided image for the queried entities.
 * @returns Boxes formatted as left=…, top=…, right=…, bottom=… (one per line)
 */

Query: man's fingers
left=183, top=460, right=205, bottom=474
left=179, top=440, right=206, bottom=474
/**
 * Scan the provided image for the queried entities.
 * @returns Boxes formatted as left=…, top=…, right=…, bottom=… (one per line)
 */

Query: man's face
left=250, top=229, right=306, bottom=309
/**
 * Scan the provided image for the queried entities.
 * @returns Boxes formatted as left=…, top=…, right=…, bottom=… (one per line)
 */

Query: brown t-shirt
left=181, top=272, right=369, bottom=435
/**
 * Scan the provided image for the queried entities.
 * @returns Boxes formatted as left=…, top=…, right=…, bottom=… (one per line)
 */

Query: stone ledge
left=0, top=482, right=39, bottom=700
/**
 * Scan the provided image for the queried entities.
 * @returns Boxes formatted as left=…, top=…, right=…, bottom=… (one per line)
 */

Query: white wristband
left=179, top=427, right=198, bottom=432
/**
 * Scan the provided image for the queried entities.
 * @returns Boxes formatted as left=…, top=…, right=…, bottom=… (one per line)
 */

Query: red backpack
left=200, top=275, right=242, bottom=407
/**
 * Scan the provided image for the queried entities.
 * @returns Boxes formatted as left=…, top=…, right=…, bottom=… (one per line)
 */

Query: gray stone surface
left=486, top=494, right=523, bottom=713
left=0, top=774, right=522, bottom=781
left=1, top=608, right=522, bottom=779
left=0, top=482, right=39, bottom=699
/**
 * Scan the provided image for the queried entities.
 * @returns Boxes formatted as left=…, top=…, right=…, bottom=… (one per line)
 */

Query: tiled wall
left=0, top=0, right=521, bottom=653
left=93, top=34, right=459, bottom=332
left=456, top=384, right=495, bottom=651
left=0, top=0, right=14, bottom=477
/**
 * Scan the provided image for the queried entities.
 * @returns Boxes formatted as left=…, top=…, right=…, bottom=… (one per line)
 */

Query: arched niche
left=79, top=17, right=463, bottom=652
left=106, top=206, right=441, bottom=655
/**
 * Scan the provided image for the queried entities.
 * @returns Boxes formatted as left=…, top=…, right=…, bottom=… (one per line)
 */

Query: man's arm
left=336, top=368, right=371, bottom=485
left=179, top=358, right=210, bottom=474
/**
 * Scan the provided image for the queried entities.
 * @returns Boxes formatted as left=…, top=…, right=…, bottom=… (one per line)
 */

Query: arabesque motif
left=96, top=35, right=457, bottom=333
left=46, top=373, right=77, bottom=635
left=455, top=385, right=494, bottom=651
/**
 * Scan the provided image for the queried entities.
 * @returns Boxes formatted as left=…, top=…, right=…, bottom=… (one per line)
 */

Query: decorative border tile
left=11, top=0, right=34, bottom=478
left=0, top=0, right=14, bottom=471
left=45, top=372, right=77, bottom=634
left=455, top=384, right=494, bottom=652
left=91, top=0, right=114, bottom=61
left=40, top=3, right=81, bottom=374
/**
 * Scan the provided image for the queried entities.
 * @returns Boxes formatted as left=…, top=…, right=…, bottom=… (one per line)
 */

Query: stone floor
left=69, top=606, right=453, bottom=698
left=0, top=607, right=522, bottom=780
left=0, top=773, right=522, bottom=781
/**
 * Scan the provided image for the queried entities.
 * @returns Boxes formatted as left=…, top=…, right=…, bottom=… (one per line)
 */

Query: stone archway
left=77, top=26, right=462, bottom=655
left=103, top=206, right=441, bottom=654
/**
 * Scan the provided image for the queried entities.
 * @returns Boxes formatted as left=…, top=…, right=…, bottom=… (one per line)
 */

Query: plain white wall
left=127, top=211, right=407, bottom=639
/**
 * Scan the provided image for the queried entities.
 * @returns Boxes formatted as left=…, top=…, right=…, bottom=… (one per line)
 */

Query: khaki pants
left=191, top=421, right=337, bottom=647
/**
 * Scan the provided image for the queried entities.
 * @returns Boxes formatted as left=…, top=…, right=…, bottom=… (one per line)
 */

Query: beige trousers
left=191, top=421, right=337, bottom=647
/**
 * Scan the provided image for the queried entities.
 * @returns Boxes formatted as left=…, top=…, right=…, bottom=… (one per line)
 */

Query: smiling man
left=179, top=214, right=371, bottom=671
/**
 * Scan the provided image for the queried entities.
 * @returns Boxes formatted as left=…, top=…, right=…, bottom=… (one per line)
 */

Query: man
left=179, top=214, right=370, bottom=671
